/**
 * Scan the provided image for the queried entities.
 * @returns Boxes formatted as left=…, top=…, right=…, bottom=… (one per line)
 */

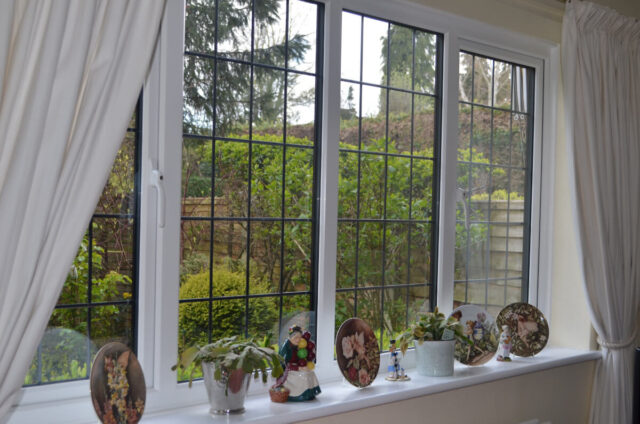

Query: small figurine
left=496, top=324, right=512, bottom=362
left=274, top=326, right=321, bottom=401
left=385, top=339, right=409, bottom=382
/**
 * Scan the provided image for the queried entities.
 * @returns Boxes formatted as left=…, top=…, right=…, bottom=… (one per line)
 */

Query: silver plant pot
left=202, top=362, right=251, bottom=415
left=414, top=339, right=455, bottom=377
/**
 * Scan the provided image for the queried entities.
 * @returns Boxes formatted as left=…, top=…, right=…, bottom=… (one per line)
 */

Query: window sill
left=143, top=347, right=600, bottom=424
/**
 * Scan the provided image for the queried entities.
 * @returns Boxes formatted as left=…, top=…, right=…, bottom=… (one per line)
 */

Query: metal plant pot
left=414, top=339, right=455, bottom=377
left=202, top=362, right=251, bottom=415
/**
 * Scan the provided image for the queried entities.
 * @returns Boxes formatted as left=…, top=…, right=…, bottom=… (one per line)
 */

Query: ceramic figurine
left=275, top=326, right=321, bottom=401
left=496, top=324, right=512, bottom=362
left=385, top=339, right=409, bottom=381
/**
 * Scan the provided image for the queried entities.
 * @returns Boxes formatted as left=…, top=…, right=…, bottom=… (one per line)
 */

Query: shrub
left=178, top=268, right=278, bottom=352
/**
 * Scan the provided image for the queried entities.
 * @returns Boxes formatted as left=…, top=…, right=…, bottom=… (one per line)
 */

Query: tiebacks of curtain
left=597, top=328, right=638, bottom=350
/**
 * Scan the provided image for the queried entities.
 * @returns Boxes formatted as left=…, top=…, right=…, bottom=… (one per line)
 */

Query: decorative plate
left=90, top=342, right=146, bottom=424
left=450, top=305, right=499, bottom=366
left=335, top=318, right=380, bottom=387
left=496, top=303, right=549, bottom=357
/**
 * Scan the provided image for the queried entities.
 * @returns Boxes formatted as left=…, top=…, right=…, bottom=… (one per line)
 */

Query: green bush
left=178, top=268, right=278, bottom=352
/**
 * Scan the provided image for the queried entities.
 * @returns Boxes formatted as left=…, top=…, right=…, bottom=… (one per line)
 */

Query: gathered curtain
left=562, top=2, right=640, bottom=423
left=0, top=1, right=166, bottom=420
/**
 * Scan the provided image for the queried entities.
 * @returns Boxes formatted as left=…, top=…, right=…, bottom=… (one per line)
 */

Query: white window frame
left=8, top=0, right=558, bottom=422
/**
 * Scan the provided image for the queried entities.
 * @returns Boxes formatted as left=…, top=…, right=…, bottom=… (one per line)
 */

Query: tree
left=183, top=0, right=311, bottom=136
left=379, top=25, right=437, bottom=114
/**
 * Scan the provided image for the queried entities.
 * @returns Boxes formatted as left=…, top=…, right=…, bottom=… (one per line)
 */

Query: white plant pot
left=414, top=339, right=455, bottom=377
left=202, top=362, right=251, bottom=415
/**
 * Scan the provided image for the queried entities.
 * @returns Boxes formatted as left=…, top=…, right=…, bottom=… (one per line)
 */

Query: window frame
left=10, top=0, right=557, bottom=421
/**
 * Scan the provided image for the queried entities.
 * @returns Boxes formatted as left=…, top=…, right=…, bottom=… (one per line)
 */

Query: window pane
left=183, top=55, right=214, bottom=136
left=338, top=12, right=440, bottom=348
left=388, top=24, right=413, bottom=90
left=180, top=1, right=322, bottom=362
left=455, top=52, right=534, bottom=311
left=216, top=0, right=251, bottom=61
left=336, top=222, right=357, bottom=289
left=361, top=85, right=386, bottom=151
left=414, top=31, right=437, bottom=94
left=341, top=12, right=362, bottom=81
left=362, top=17, right=387, bottom=85
left=252, top=67, right=285, bottom=140
left=182, top=139, right=212, bottom=206
left=473, top=56, right=492, bottom=106
left=215, top=61, right=251, bottom=139
left=289, top=0, right=318, bottom=72
left=95, top=132, right=136, bottom=215
left=287, top=74, right=316, bottom=145
left=254, top=0, right=286, bottom=67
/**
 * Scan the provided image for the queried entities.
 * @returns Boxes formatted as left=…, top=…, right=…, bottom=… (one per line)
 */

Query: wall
left=301, top=360, right=596, bottom=424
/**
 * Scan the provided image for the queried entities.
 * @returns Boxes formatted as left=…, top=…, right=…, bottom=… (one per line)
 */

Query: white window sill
left=143, top=347, right=600, bottom=424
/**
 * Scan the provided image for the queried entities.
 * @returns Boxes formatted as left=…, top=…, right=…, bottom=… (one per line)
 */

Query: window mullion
left=315, top=0, right=342, bottom=369
left=435, top=31, right=460, bottom=315
left=139, top=0, right=185, bottom=393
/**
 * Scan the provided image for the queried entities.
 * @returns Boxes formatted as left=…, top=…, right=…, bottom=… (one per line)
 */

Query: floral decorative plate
left=90, top=342, right=146, bottom=424
left=497, top=303, right=549, bottom=357
left=450, top=305, right=499, bottom=366
left=335, top=318, right=380, bottom=387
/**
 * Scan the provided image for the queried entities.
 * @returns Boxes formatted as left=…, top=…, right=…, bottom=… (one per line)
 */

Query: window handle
left=456, top=187, right=470, bottom=230
left=150, top=169, right=165, bottom=228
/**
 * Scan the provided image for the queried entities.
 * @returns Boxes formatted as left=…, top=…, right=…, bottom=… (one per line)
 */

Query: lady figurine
left=497, top=324, right=512, bottom=362
left=276, top=326, right=321, bottom=401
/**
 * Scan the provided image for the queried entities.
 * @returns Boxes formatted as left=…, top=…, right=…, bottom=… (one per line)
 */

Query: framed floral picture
left=335, top=318, right=380, bottom=388
left=497, top=302, right=549, bottom=357
left=90, top=342, right=146, bottom=424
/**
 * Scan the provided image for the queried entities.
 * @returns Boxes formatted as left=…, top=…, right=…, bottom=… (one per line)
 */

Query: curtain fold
left=0, top=1, right=166, bottom=420
left=562, top=2, right=640, bottom=423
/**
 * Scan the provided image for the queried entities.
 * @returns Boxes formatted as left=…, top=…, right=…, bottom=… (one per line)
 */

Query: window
left=16, top=1, right=553, bottom=420
left=335, top=11, right=442, bottom=350
left=454, top=51, right=534, bottom=317
left=179, top=0, right=323, bottom=379
left=24, top=102, right=141, bottom=386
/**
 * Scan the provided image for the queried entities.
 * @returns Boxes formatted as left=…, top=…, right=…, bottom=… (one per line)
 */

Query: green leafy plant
left=172, top=336, right=284, bottom=393
left=396, top=307, right=471, bottom=355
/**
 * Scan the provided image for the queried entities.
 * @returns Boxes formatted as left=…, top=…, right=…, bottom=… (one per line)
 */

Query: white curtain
left=562, top=2, right=640, bottom=423
left=0, top=1, right=166, bottom=420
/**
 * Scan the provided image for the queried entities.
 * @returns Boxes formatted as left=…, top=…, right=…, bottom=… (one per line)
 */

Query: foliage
left=471, top=189, right=524, bottom=201
left=26, top=234, right=133, bottom=385
left=178, top=269, right=278, bottom=352
left=396, top=307, right=471, bottom=355
left=24, top=330, right=90, bottom=385
left=52, top=233, right=132, bottom=340
left=172, top=336, right=284, bottom=391
left=379, top=24, right=437, bottom=113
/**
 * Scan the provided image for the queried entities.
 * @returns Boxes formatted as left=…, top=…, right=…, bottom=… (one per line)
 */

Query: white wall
left=301, top=360, right=596, bottom=424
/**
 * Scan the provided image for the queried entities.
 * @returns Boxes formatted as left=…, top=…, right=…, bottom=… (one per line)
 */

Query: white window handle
left=150, top=169, right=165, bottom=228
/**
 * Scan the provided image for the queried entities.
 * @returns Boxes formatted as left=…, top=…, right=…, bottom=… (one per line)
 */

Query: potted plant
left=396, top=307, right=471, bottom=376
left=172, top=336, right=284, bottom=415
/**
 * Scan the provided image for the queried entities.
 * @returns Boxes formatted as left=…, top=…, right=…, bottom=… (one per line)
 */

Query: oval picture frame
left=335, top=318, right=380, bottom=388
left=90, top=342, right=146, bottom=424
